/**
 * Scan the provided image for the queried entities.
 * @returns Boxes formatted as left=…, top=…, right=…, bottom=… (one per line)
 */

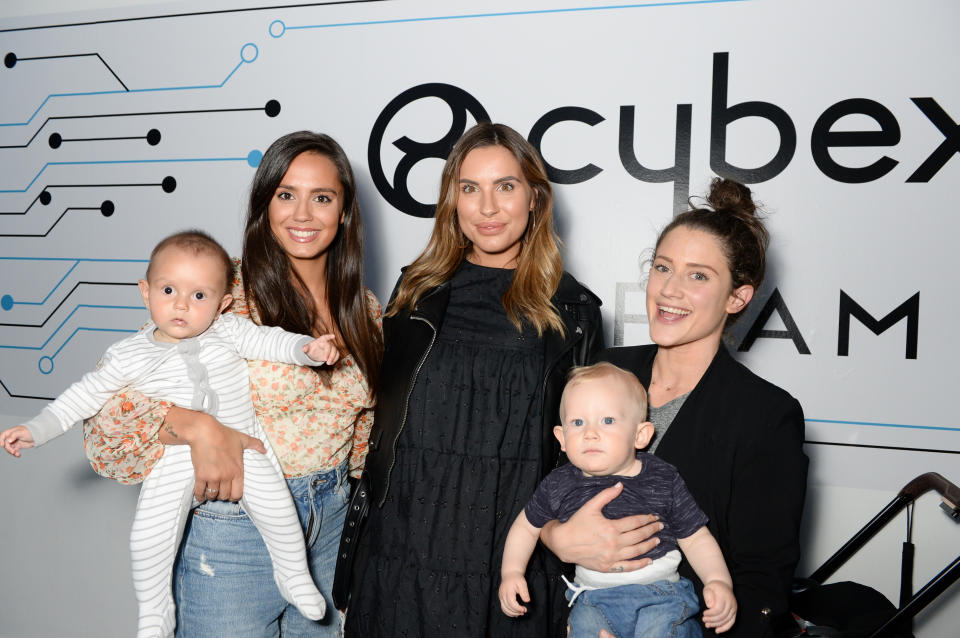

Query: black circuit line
left=46, top=183, right=160, bottom=188
left=0, top=183, right=165, bottom=214
left=0, top=206, right=100, bottom=238
left=61, top=135, right=145, bottom=142
left=0, top=377, right=54, bottom=401
left=805, top=440, right=960, bottom=455
left=0, top=192, right=44, bottom=216
left=0, top=106, right=267, bottom=150
left=14, top=52, right=128, bottom=90
left=0, top=281, right=139, bottom=329
left=0, top=0, right=392, bottom=33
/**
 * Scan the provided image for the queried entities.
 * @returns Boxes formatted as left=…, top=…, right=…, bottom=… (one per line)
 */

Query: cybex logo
left=367, top=83, right=489, bottom=218
left=369, top=54, right=957, bottom=217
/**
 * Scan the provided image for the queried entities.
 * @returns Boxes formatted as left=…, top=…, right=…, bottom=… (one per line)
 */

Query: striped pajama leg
left=129, top=446, right=196, bottom=638
left=238, top=447, right=326, bottom=621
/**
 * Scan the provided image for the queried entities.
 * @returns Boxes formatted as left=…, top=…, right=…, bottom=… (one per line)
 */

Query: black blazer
left=600, top=344, right=807, bottom=638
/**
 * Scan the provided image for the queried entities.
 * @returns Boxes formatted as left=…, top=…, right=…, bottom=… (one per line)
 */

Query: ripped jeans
left=173, top=462, right=350, bottom=638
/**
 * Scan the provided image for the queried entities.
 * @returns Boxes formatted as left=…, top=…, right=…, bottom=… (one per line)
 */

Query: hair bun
left=706, top=177, right=756, bottom=218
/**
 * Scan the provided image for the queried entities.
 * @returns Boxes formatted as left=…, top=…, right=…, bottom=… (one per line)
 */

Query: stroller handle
left=809, top=472, right=959, bottom=586
left=900, top=472, right=959, bottom=508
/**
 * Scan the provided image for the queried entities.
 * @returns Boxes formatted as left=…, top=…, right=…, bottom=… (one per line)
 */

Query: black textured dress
left=347, top=261, right=567, bottom=637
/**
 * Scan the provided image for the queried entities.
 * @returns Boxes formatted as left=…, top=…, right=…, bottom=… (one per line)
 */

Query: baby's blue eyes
left=162, top=286, right=174, bottom=295
left=569, top=417, right=616, bottom=426
left=194, top=292, right=206, bottom=301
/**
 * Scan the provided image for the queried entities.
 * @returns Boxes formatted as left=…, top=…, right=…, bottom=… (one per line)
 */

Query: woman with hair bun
left=543, top=178, right=807, bottom=637
left=336, top=122, right=604, bottom=637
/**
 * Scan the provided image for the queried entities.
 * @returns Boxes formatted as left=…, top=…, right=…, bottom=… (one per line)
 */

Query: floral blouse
left=83, top=262, right=380, bottom=484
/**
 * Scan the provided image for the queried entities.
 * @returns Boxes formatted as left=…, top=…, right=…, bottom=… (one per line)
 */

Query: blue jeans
left=173, top=463, right=350, bottom=638
left=566, top=578, right=701, bottom=638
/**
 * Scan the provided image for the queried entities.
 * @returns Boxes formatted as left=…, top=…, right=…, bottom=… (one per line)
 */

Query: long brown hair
left=242, top=131, right=382, bottom=393
left=388, top=122, right=565, bottom=336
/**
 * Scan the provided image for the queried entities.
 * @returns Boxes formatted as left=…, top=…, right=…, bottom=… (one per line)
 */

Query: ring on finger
left=205, top=487, right=218, bottom=494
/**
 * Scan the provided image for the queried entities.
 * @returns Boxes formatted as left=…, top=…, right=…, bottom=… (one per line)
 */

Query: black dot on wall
left=4, top=53, right=16, bottom=68
left=100, top=200, right=115, bottom=217
left=146, top=129, right=161, bottom=145
left=265, top=100, right=281, bottom=117
left=48, top=133, right=62, bottom=149
left=39, top=191, right=52, bottom=205
left=161, top=176, right=177, bottom=193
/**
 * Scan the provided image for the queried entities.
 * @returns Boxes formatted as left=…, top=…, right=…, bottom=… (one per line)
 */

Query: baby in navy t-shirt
left=498, top=362, right=737, bottom=636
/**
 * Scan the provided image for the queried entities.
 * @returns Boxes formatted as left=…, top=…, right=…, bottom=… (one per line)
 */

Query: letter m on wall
left=838, top=291, right=919, bottom=359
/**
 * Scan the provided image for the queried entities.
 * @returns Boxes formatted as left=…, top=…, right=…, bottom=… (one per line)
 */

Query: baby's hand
left=304, top=334, right=340, bottom=366
left=0, top=425, right=35, bottom=457
left=702, top=580, right=736, bottom=633
left=498, top=573, right=530, bottom=617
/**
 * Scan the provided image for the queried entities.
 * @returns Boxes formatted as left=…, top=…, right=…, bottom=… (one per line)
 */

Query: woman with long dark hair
left=335, top=122, right=603, bottom=637
left=84, top=131, right=382, bottom=637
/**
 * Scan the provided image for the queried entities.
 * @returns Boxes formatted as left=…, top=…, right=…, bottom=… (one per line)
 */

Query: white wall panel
left=1, top=1, right=956, bottom=636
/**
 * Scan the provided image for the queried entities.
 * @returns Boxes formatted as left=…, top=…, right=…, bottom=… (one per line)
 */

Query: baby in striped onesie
left=1, top=230, right=336, bottom=638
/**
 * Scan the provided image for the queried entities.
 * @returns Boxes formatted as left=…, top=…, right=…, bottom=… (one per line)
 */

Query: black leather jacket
left=332, top=270, right=603, bottom=609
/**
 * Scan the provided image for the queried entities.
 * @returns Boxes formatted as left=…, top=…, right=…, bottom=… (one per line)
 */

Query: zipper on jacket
left=541, top=327, right=582, bottom=410
left=541, top=311, right=584, bottom=469
left=380, top=314, right=437, bottom=507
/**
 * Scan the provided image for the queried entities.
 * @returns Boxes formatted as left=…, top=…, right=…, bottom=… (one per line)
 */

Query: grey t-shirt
left=646, top=391, right=689, bottom=452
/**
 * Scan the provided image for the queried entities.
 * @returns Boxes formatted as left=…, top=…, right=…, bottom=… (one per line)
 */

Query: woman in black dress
left=336, top=123, right=602, bottom=637
left=543, top=179, right=807, bottom=637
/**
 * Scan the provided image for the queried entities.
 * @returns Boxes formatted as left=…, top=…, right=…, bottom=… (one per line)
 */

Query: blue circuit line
left=0, top=257, right=148, bottom=262
left=0, top=303, right=142, bottom=351
left=220, top=59, right=245, bottom=86
left=283, top=0, right=746, bottom=32
left=806, top=418, right=959, bottom=433
left=11, top=261, right=80, bottom=307
left=3, top=259, right=143, bottom=308
left=1, top=54, right=249, bottom=128
left=51, top=326, right=136, bottom=359
left=0, top=157, right=247, bottom=193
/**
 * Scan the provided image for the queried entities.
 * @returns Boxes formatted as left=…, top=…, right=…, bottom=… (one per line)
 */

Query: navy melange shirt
left=525, top=452, right=708, bottom=561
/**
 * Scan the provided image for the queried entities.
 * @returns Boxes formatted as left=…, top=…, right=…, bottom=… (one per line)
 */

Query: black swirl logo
left=368, top=83, right=490, bottom=218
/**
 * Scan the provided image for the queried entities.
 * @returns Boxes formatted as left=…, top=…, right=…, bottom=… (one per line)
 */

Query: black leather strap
left=332, top=472, right=371, bottom=610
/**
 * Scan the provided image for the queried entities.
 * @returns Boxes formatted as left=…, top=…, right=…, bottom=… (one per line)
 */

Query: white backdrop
left=1, top=1, right=957, bottom=636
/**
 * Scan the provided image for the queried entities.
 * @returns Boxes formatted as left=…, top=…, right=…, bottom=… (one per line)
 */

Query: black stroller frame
left=791, top=472, right=960, bottom=637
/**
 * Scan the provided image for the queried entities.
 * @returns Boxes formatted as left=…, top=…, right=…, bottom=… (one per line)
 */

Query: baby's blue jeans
left=565, top=577, right=701, bottom=638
